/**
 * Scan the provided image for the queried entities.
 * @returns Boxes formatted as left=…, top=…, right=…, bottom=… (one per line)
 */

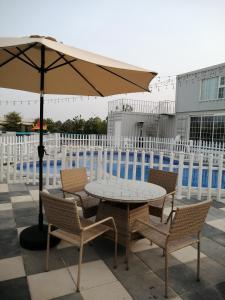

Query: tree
left=83, top=117, right=107, bottom=134
left=4, top=111, right=22, bottom=131
left=73, top=115, right=85, bottom=134
left=60, top=119, right=74, bottom=133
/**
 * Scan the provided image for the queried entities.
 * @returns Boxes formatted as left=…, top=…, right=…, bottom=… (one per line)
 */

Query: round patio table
left=85, top=177, right=166, bottom=269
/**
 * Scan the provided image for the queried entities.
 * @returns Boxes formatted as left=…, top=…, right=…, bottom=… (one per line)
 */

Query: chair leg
left=77, top=241, right=84, bottom=292
left=197, top=240, right=200, bottom=281
left=165, top=195, right=175, bottom=224
left=46, top=225, right=51, bottom=272
left=114, top=230, right=118, bottom=269
left=165, top=249, right=168, bottom=298
left=125, top=236, right=130, bottom=271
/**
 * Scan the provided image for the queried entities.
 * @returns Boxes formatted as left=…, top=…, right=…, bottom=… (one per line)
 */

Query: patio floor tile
left=0, top=202, right=12, bottom=211
left=0, top=256, right=25, bottom=281
left=130, top=238, right=158, bottom=253
left=81, top=281, right=132, bottom=300
left=181, top=286, right=223, bottom=300
left=0, top=192, right=11, bottom=203
left=58, top=244, right=100, bottom=267
left=52, top=292, right=84, bottom=300
left=22, top=248, right=65, bottom=275
left=0, top=184, right=8, bottom=193
left=11, top=195, right=33, bottom=203
left=29, top=189, right=39, bottom=201
left=0, top=228, right=21, bottom=259
left=0, top=210, right=16, bottom=229
left=171, top=246, right=206, bottom=263
left=8, top=184, right=28, bottom=192
left=27, top=268, right=76, bottom=300
left=68, top=260, right=117, bottom=290
left=207, top=218, right=225, bottom=232
left=0, top=277, right=31, bottom=300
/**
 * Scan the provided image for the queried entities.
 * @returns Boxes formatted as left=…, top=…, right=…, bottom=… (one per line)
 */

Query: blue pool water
left=18, top=151, right=225, bottom=189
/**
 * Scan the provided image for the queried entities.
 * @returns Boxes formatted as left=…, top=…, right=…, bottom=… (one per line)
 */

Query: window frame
left=218, top=76, right=225, bottom=100
left=199, top=76, right=225, bottom=102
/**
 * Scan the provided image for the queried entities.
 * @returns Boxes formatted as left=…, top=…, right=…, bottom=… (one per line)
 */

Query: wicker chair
left=136, top=199, right=212, bottom=298
left=148, top=169, right=178, bottom=222
left=41, top=191, right=117, bottom=292
left=60, top=168, right=99, bottom=218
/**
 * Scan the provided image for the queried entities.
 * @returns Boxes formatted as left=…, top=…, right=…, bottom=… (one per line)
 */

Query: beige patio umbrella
left=0, top=35, right=157, bottom=249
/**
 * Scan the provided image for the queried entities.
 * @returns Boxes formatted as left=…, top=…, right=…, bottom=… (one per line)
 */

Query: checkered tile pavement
left=1, top=183, right=225, bottom=299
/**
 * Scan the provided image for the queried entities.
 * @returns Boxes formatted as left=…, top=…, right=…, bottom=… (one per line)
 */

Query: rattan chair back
left=41, top=191, right=82, bottom=234
left=60, top=168, right=87, bottom=193
left=168, top=200, right=212, bottom=241
left=148, top=168, right=178, bottom=194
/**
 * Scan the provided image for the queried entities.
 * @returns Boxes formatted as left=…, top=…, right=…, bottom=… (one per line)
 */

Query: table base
left=96, top=201, right=149, bottom=269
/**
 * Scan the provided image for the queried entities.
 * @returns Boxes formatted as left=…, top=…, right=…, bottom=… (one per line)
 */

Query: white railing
left=108, top=99, right=175, bottom=115
left=1, top=133, right=225, bottom=161
left=0, top=141, right=224, bottom=201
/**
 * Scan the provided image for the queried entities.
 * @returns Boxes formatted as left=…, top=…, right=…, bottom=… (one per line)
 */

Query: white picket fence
left=0, top=135, right=224, bottom=201
left=1, top=133, right=225, bottom=156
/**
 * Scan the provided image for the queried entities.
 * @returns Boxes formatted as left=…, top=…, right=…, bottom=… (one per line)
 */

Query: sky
left=0, top=0, right=225, bottom=121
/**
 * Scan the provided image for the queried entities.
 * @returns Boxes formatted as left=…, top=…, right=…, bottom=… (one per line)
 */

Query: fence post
left=132, top=150, right=137, bottom=180
left=53, top=147, right=58, bottom=187
left=207, top=154, right=213, bottom=200
left=176, top=152, right=184, bottom=200
left=6, top=144, right=11, bottom=183
left=117, top=149, right=121, bottom=179
left=97, top=149, right=102, bottom=180
left=109, top=149, right=114, bottom=179
left=125, top=149, right=129, bottom=179
left=102, top=149, right=107, bottom=180
left=187, top=153, right=194, bottom=200
left=197, top=153, right=203, bottom=200
left=46, top=152, right=50, bottom=189
left=61, top=145, right=67, bottom=170
left=159, top=152, right=163, bottom=170
left=141, top=150, right=145, bottom=181
left=217, top=154, right=223, bottom=201
left=0, top=144, right=3, bottom=182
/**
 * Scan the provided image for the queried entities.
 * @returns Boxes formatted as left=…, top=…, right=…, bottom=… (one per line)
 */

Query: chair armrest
left=136, top=219, right=169, bottom=236
left=61, top=189, right=83, bottom=200
left=83, top=217, right=117, bottom=233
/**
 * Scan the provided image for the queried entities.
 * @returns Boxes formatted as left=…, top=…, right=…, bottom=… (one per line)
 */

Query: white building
left=107, top=63, right=225, bottom=144
left=107, top=99, right=175, bottom=139
left=176, top=62, right=225, bottom=143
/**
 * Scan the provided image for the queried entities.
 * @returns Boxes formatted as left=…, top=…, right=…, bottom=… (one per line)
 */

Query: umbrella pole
left=38, top=44, right=45, bottom=231
left=38, top=91, right=44, bottom=230
left=20, top=45, right=60, bottom=250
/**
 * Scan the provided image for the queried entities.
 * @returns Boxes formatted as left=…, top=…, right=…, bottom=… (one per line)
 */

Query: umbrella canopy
left=0, top=35, right=156, bottom=96
left=0, top=35, right=157, bottom=250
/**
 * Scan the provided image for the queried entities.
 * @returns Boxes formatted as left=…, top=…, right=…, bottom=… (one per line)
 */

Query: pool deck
left=1, top=183, right=225, bottom=299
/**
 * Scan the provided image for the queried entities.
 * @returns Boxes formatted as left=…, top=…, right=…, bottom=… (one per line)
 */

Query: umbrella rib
left=58, top=53, right=104, bottom=97
left=97, top=65, right=150, bottom=92
left=16, top=47, right=39, bottom=69
left=46, top=59, right=77, bottom=72
left=3, top=48, right=39, bottom=71
left=45, top=53, right=66, bottom=70
left=0, top=43, right=38, bottom=69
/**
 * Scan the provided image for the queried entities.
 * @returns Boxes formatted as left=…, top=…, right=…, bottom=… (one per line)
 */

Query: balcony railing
left=108, top=99, right=175, bottom=115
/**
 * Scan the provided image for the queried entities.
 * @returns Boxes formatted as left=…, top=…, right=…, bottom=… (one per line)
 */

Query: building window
left=189, top=116, right=201, bottom=140
left=213, top=115, right=225, bottom=143
left=200, top=77, right=219, bottom=101
left=189, top=115, right=225, bottom=143
left=218, top=76, right=225, bottom=99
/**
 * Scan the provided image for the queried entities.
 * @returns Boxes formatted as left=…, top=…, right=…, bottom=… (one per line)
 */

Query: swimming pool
left=18, top=151, right=225, bottom=189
